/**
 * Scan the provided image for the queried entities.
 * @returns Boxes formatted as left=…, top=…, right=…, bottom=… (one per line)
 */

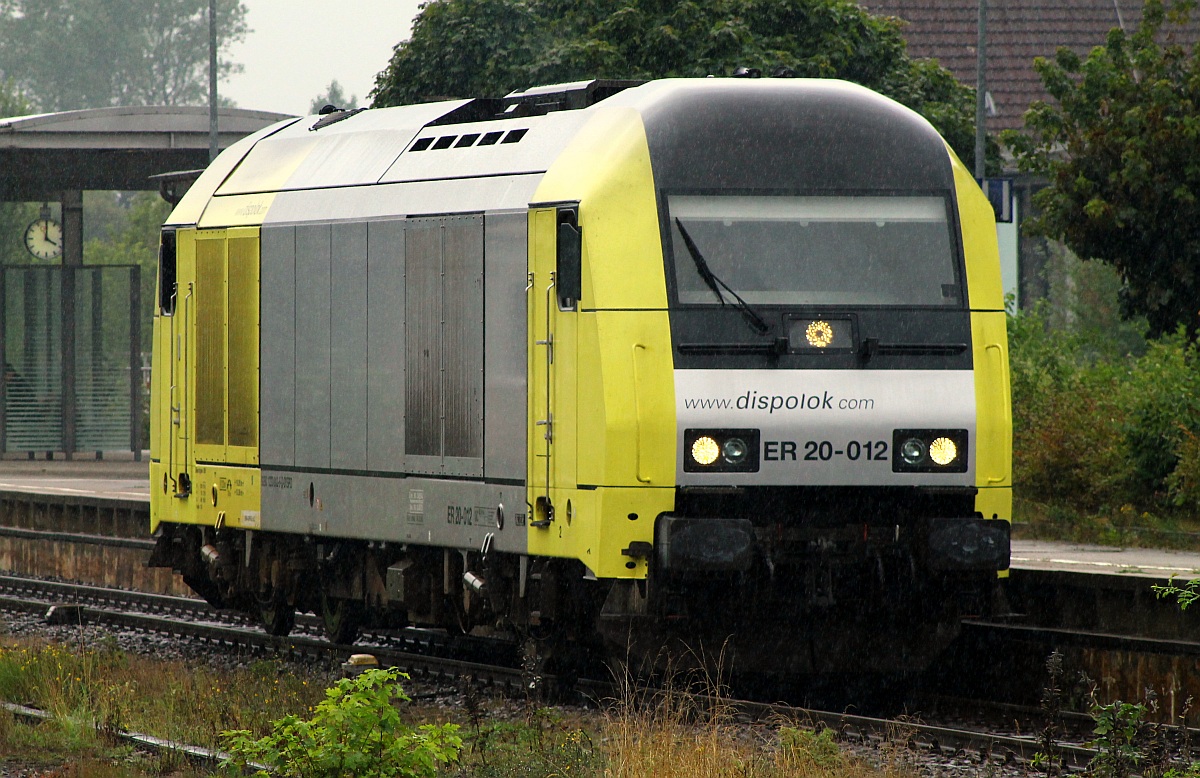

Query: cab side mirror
left=556, top=208, right=581, bottom=309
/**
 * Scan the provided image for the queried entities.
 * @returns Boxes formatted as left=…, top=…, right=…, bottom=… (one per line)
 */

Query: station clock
left=23, top=216, right=62, bottom=260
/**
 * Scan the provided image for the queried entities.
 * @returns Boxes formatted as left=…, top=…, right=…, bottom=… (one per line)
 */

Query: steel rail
left=963, top=619, right=1200, bottom=657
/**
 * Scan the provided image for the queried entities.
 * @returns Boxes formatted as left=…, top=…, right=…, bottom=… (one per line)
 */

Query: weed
left=1154, top=577, right=1200, bottom=610
left=778, top=725, right=844, bottom=770
left=221, top=666, right=462, bottom=778
left=1034, top=650, right=1065, bottom=776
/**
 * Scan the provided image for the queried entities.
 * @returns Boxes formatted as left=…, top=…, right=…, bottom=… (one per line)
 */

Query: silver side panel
left=404, top=219, right=442, bottom=471
left=483, top=212, right=528, bottom=480
left=261, top=175, right=543, bottom=225
left=443, top=215, right=484, bottom=470
left=259, top=470, right=529, bottom=553
left=258, top=211, right=523, bottom=549
left=260, top=226, right=295, bottom=466
left=366, top=219, right=405, bottom=472
left=294, top=224, right=332, bottom=469
left=330, top=221, right=368, bottom=470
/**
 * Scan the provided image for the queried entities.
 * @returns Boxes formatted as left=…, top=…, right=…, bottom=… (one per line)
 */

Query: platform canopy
left=0, top=105, right=295, bottom=461
left=0, top=105, right=294, bottom=201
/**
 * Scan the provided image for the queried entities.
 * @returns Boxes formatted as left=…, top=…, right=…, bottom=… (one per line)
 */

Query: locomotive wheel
left=321, top=593, right=364, bottom=645
left=257, top=590, right=296, bottom=637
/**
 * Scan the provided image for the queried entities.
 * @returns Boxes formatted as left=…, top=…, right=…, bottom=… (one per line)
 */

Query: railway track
left=0, top=573, right=536, bottom=695
left=0, top=515, right=1193, bottom=773
left=0, top=572, right=1109, bottom=773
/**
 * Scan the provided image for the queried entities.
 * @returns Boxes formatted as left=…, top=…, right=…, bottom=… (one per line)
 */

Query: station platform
left=0, top=453, right=149, bottom=504
left=1011, top=539, right=1200, bottom=580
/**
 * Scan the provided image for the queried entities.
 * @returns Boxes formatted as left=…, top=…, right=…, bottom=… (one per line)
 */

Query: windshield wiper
left=674, top=218, right=770, bottom=335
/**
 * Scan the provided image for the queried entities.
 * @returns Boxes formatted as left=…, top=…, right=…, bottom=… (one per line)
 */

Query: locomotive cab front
left=527, top=79, right=1013, bottom=675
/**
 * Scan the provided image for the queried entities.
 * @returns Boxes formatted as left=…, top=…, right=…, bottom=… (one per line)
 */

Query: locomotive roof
left=167, top=78, right=948, bottom=227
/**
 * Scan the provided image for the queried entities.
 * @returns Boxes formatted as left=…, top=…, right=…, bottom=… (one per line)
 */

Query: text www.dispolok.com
left=683, top=391, right=875, bottom=413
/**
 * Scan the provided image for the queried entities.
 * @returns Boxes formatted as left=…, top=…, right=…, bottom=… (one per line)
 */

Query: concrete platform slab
left=0, top=454, right=150, bottom=503
left=1011, top=539, right=1200, bottom=580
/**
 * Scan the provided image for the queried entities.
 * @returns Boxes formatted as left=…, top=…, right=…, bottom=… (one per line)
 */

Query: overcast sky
left=222, top=1, right=424, bottom=116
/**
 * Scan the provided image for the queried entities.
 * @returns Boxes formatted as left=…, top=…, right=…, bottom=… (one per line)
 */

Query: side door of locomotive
left=527, top=205, right=582, bottom=528
left=160, top=228, right=194, bottom=502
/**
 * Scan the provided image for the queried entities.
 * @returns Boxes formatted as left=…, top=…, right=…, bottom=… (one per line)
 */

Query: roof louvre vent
left=407, top=129, right=528, bottom=153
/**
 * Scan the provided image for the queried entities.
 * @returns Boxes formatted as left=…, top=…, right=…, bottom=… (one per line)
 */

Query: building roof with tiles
left=859, top=1, right=1196, bottom=133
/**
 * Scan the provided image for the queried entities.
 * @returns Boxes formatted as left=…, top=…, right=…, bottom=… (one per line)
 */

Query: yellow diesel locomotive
left=149, top=78, right=1011, bottom=675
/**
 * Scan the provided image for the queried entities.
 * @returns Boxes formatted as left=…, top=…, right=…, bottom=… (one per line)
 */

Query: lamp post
left=209, top=0, right=218, bottom=162
left=975, top=0, right=987, bottom=178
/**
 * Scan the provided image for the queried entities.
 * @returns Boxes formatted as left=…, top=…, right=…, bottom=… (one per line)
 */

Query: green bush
left=1009, top=305, right=1134, bottom=510
left=1125, top=334, right=1200, bottom=500
left=221, top=668, right=462, bottom=778
left=1009, top=298, right=1200, bottom=533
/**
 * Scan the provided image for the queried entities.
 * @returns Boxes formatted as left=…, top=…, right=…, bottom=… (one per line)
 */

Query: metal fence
left=0, top=265, right=142, bottom=458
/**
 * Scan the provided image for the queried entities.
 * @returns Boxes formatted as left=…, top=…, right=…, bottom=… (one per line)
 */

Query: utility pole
left=209, top=0, right=218, bottom=162
left=975, top=0, right=987, bottom=178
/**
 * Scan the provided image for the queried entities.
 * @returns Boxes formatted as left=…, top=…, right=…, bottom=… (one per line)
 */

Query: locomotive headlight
left=684, top=429, right=761, bottom=472
left=691, top=436, right=720, bottom=466
left=892, top=429, right=968, bottom=473
left=900, top=438, right=926, bottom=465
left=722, top=437, right=748, bottom=464
left=928, top=437, right=958, bottom=466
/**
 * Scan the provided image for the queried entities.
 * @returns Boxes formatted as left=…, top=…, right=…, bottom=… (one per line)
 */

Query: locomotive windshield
left=667, top=195, right=961, bottom=308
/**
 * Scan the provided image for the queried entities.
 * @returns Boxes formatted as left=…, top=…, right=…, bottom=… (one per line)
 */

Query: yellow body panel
left=533, top=107, right=669, bottom=311
left=150, top=226, right=263, bottom=534
left=950, top=151, right=1005, bottom=312
left=527, top=107, right=676, bottom=577
left=971, top=311, right=1012, bottom=491
left=949, top=148, right=1013, bottom=523
left=150, top=461, right=262, bottom=533
left=190, top=228, right=261, bottom=467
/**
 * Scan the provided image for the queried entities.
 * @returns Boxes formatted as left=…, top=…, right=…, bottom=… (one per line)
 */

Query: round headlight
left=691, top=436, right=720, bottom=466
left=722, top=437, right=748, bottom=464
left=928, top=437, right=958, bottom=466
left=900, top=438, right=926, bottom=465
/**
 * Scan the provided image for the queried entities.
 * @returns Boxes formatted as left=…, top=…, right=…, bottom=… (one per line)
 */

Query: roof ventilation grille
left=408, top=128, right=528, bottom=152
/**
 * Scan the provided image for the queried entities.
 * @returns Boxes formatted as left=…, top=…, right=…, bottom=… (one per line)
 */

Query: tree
left=84, top=192, right=172, bottom=353
left=370, top=0, right=994, bottom=168
left=0, top=78, right=34, bottom=265
left=0, top=0, right=249, bottom=111
left=310, top=80, right=360, bottom=114
left=1005, top=0, right=1200, bottom=338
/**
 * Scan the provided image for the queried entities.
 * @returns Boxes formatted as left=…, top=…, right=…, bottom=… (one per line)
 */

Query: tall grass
left=0, top=634, right=326, bottom=750
left=0, top=637, right=917, bottom=778
left=599, top=660, right=916, bottom=778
